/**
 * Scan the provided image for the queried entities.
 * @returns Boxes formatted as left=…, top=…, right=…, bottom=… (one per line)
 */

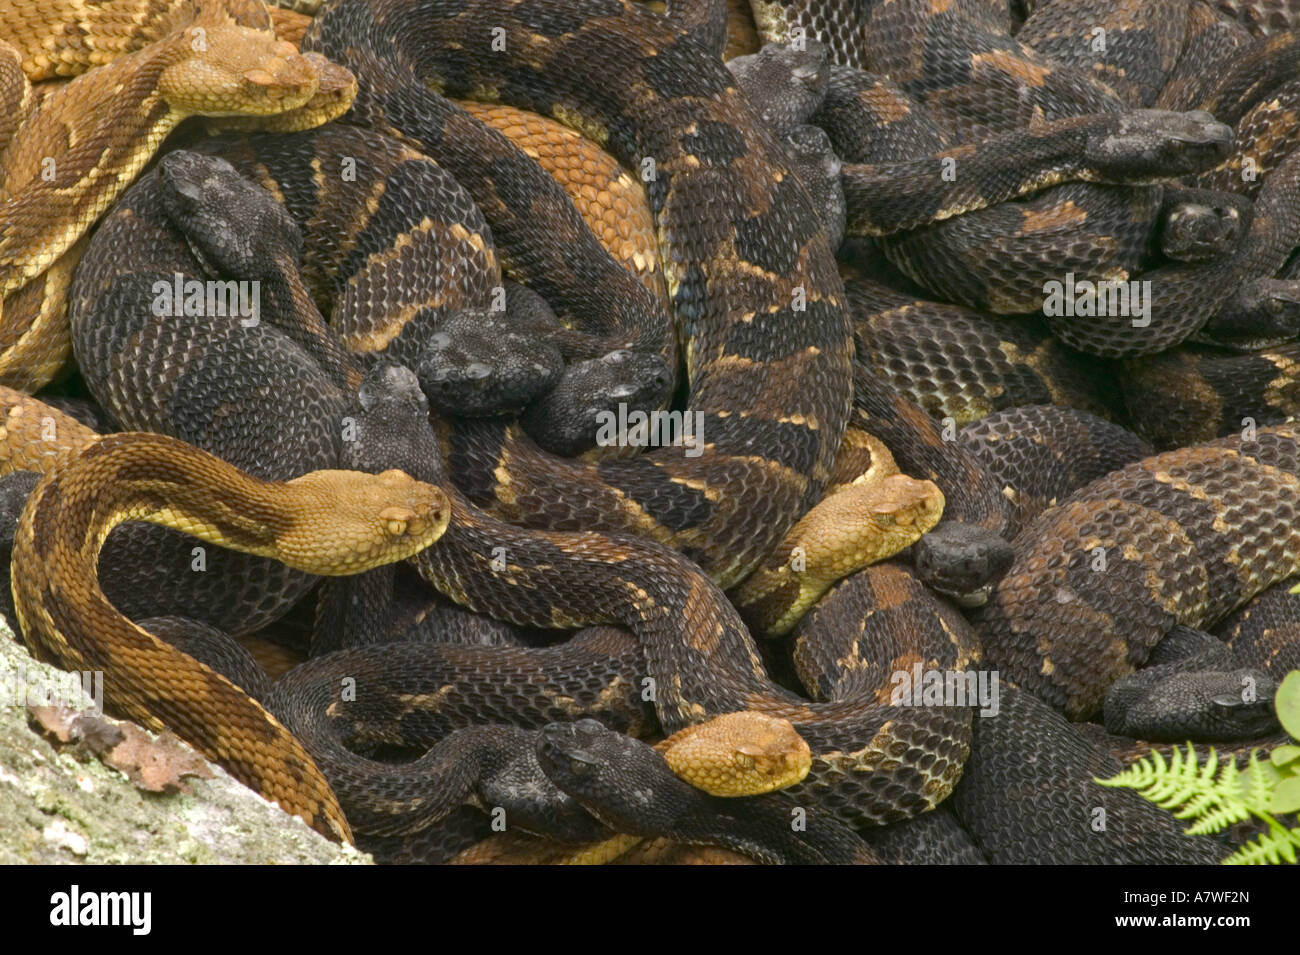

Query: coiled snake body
left=9, top=0, right=1300, bottom=861
left=11, top=425, right=450, bottom=840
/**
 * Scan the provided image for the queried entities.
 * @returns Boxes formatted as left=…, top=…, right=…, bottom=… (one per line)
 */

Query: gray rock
left=0, top=618, right=369, bottom=864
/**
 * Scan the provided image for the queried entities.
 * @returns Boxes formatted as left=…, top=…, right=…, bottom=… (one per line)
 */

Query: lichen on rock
left=0, top=619, right=368, bottom=865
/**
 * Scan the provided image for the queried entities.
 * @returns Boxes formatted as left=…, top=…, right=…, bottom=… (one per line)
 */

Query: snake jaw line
left=658, top=711, right=812, bottom=796
left=277, top=468, right=450, bottom=573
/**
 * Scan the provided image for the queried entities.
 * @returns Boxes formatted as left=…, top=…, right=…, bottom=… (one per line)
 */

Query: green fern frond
left=1094, top=668, right=1300, bottom=864
left=1098, top=743, right=1300, bottom=864
left=1224, top=829, right=1300, bottom=866
left=1244, top=748, right=1283, bottom=805
left=1096, top=744, right=1264, bottom=834
left=1185, top=802, right=1250, bottom=836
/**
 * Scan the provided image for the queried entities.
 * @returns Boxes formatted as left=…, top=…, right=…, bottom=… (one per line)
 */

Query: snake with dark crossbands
left=10, top=422, right=451, bottom=841
left=5, top=0, right=1300, bottom=863
left=978, top=422, right=1300, bottom=722
left=260, top=359, right=963, bottom=840
left=0, top=0, right=363, bottom=392
left=32, top=3, right=962, bottom=848
left=760, top=0, right=1300, bottom=360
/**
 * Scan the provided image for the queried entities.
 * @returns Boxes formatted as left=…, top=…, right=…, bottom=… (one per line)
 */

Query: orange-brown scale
left=457, top=100, right=667, bottom=307
left=12, top=427, right=451, bottom=842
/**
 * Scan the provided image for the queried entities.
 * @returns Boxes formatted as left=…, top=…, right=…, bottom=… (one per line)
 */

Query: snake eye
left=569, top=758, right=590, bottom=777
left=876, top=513, right=896, bottom=526
left=379, top=505, right=417, bottom=536
left=734, top=752, right=755, bottom=770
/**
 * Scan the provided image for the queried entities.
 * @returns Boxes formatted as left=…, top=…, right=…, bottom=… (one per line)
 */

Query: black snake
left=12, top=0, right=1300, bottom=863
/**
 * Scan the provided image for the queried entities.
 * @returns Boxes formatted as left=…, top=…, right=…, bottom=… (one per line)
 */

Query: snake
left=754, top=0, right=1300, bottom=360
left=1121, top=337, right=1300, bottom=448
left=1218, top=575, right=1300, bottom=675
left=274, top=0, right=854, bottom=592
left=979, top=422, right=1300, bottom=722
left=6, top=402, right=451, bottom=840
left=265, top=362, right=973, bottom=840
left=306, top=0, right=1300, bottom=857
left=843, top=268, right=1124, bottom=427
left=301, top=379, right=1270, bottom=863
left=7, top=0, right=1300, bottom=862
left=40, top=0, right=966, bottom=847
left=949, top=685, right=1226, bottom=864
left=0, top=0, right=360, bottom=392
left=747, top=0, right=1300, bottom=462
left=426, top=713, right=871, bottom=866
left=0, top=389, right=824, bottom=853
left=956, top=405, right=1156, bottom=537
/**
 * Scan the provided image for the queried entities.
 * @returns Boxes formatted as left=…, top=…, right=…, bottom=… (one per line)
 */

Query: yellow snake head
left=213, top=53, right=359, bottom=133
left=158, top=22, right=320, bottom=118
left=277, top=468, right=451, bottom=573
left=657, top=711, right=812, bottom=796
left=787, top=473, right=946, bottom=578
left=852, top=472, right=946, bottom=542
left=734, top=471, right=946, bottom=637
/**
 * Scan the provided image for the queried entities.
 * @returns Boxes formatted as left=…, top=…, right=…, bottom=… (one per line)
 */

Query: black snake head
left=358, top=361, right=428, bottom=417
left=519, top=349, right=674, bottom=457
left=1087, top=110, right=1233, bottom=180
left=911, top=520, right=1015, bottom=607
left=538, top=719, right=683, bottom=835
left=475, top=743, right=613, bottom=844
left=1198, top=278, right=1300, bottom=350
left=417, top=308, right=564, bottom=417
left=727, top=39, right=829, bottom=136
left=1161, top=198, right=1243, bottom=262
left=1104, top=668, right=1280, bottom=742
left=784, top=125, right=846, bottom=250
left=539, top=720, right=875, bottom=864
left=157, top=150, right=303, bottom=279
left=349, top=363, right=449, bottom=486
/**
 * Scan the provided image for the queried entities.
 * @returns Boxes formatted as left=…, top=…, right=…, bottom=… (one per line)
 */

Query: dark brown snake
left=61, top=0, right=970, bottom=848
left=13, top=0, right=1300, bottom=862
left=761, top=0, right=1300, bottom=360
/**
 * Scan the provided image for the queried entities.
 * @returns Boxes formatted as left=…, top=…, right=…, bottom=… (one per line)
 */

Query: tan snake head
left=278, top=468, right=451, bottom=573
left=657, top=711, right=812, bottom=796
left=787, top=472, right=947, bottom=576
left=158, top=22, right=320, bottom=118
left=212, top=53, right=359, bottom=133
left=734, top=472, right=946, bottom=637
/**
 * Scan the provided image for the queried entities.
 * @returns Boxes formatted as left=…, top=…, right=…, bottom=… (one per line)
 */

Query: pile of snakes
left=3, top=0, right=1300, bottom=865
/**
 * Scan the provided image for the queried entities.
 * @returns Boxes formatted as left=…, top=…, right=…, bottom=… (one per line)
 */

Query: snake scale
left=2, top=0, right=1300, bottom=863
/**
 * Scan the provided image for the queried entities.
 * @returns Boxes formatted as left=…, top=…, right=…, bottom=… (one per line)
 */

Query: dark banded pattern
left=0, top=1, right=343, bottom=392
left=300, top=0, right=854, bottom=586
left=981, top=423, right=1300, bottom=720
left=1122, top=341, right=1300, bottom=448
left=185, top=125, right=501, bottom=369
left=957, top=405, right=1153, bottom=537
left=1217, top=577, right=1300, bottom=673
left=12, top=428, right=451, bottom=842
